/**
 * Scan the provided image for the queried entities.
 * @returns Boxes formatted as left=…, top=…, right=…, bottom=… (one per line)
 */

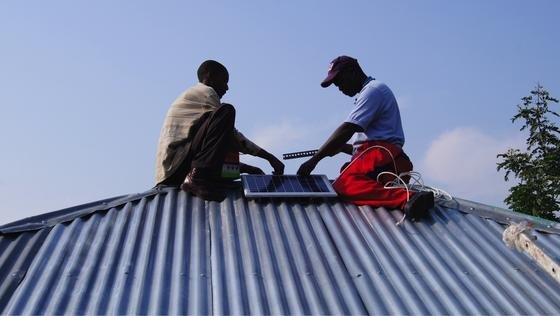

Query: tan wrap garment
left=155, top=83, right=261, bottom=184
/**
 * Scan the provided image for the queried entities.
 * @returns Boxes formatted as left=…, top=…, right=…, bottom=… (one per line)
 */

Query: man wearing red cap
left=297, top=56, right=433, bottom=219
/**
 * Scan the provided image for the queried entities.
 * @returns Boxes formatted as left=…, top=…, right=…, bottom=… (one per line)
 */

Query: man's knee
left=219, top=103, right=236, bottom=118
left=207, top=103, right=235, bottom=127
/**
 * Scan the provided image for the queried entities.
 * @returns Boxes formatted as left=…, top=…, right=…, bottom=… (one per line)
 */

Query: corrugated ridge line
left=119, top=193, right=160, bottom=314
left=210, top=194, right=299, bottom=314
left=138, top=189, right=212, bottom=315
left=211, top=193, right=249, bottom=314
left=409, top=206, right=501, bottom=314
left=319, top=201, right=395, bottom=314
left=320, top=206, right=560, bottom=313
left=5, top=201, right=136, bottom=314
left=3, top=215, right=80, bottom=314
left=371, top=206, right=489, bottom=314
left=2, top=191, right=214, bottom=315
left=3, top=190, right=560, bottom=315
left=169, top=189, right=212, bottom=315
left=457, top=213, right=539, bottom=311
left=438, top=205, right=560, bottom=314
left=287, top=201, right=366, bottom=314
left=148, top=191, right=172, bottom=315
left=260, top=200, right=320, bottom=314
left=63, top=207, right=121, bottom=314
left=0, top=229, right=49, bottom=313
left=478, top=218, right=560, bottom=311
left=91, top=199, right=144, bottom=314
left=536, top=232, right=560, bottom=288
left=354, top=204, right=443, bottom=314
left=85, top=201, right=138, bottom=314
left=209, top=192, right=367, bottom=315
left=454, top=211, right=557, bottom=314
left=457, top=209, right=548, bottom=311
left=430, top=207, right=529, bottom=313
left=182, top=191, right=212, bottom=315
left=331, top=203, right=431, bottom=314
left=535, top=230, right=560, bottom=262
left=436, top=207, right=523, bottom=312
left=120, top=190, right=211, bottom=315
left=45, top=210, right=105, bottom=315
left=359, top=205, right=467, bottom=314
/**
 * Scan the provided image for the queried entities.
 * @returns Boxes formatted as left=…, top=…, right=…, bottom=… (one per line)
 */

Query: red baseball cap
left=320, top=56, right=359, bottom=88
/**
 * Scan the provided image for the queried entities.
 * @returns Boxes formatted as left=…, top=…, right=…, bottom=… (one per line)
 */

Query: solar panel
left=241, top=174, right=338, bottom=198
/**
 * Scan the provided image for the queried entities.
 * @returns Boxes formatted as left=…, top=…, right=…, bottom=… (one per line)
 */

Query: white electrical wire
left=333, top=144, right=453, bottom=225
left=381, top=171, right=453, bottom=202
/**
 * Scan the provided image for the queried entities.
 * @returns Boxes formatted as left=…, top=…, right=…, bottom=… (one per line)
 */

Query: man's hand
left=255, top=149, right=285, bottom=175
left=268, top=156, right=285, bottom=175
left=297, top=157, right=319, bottom=175
left=297, top=122, right=361, bottom=175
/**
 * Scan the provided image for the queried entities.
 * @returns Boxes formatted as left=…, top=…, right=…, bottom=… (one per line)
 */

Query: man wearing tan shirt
left=155, top=60, right=284, bottom=201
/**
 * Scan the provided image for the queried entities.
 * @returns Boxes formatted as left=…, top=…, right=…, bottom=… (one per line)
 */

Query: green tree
left=497, top=84, right=560, bottom=220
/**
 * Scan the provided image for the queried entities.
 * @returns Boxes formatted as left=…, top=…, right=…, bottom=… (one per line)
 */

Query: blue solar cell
left=241, top=175, right=338, bottom=198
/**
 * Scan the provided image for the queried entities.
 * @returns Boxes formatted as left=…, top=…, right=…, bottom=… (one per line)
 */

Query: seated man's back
left=155, top=60, right=284, bottom=201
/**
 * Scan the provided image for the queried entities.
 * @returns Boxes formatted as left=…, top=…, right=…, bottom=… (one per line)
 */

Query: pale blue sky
left=1, top=1, right=559, bottom=225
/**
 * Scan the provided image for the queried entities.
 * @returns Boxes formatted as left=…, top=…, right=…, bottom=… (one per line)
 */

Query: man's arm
left=252, top=149, right=285, bottom=175
left=341, top=143, right=354, bottom=155
left=239, top=162, right=264, bottom=175
left=234, top=129, right=285, bottom=175
left=297, top=122, right=362, bottom=175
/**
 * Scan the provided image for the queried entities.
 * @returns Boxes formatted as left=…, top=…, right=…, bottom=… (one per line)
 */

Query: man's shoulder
left=365, top=79, right=390, bottom=91
left=357, top=80, right=382, bottom=100
left=360, top=80, right=395, bottom=100
left=172, top=83, right=219, bottom=107
left=182, top=83, right=213, bottom=97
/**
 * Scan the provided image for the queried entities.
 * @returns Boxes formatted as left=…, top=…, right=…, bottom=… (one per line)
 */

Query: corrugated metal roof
left=1, top=186, right=559, bottom=315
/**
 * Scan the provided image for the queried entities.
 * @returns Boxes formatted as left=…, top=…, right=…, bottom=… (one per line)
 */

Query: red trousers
left=333, top=141, right=413, bottom=209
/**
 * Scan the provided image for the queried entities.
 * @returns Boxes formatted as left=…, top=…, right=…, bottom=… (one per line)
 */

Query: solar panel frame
left=241, top=174, right=338, bottom=198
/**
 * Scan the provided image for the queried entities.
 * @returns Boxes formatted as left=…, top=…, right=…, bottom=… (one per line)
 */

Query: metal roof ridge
left=441, top=197, right=560, bottom=234
left=0, top=187, right=172, bottom=234
left=2, top=185, right=559, bottom=236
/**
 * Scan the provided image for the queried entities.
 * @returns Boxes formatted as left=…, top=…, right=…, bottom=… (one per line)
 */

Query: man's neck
left=361, top=76, right=373, bottom=87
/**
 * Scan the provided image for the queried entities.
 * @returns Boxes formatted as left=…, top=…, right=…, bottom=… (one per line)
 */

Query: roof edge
left=0, top=187, right=171, bottom=234
left=3, top=186, right=559, bottom=235
left=441, top=197, right=560, bottom=234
